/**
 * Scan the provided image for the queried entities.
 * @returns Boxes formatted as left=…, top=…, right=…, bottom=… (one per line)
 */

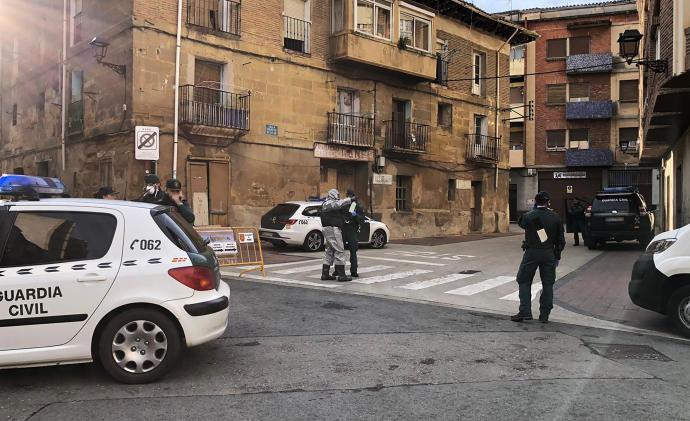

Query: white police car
left=260, top=201, right=390, bottom=251
left=0, top=175, right=230, bottom=383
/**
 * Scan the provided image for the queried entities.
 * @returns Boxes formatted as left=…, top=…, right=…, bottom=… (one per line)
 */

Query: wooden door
left=471, top=181, right=483, bottom=232
left=209, top=161, right=230, bottom=226
left=189, top=162, right=210, bottom=226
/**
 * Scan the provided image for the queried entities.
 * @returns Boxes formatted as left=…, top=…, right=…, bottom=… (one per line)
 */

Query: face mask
left=145, top=185, right=157, bottom=195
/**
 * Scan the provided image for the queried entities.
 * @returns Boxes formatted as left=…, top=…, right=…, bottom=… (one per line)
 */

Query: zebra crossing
left=222, top=258, right=544, bottom=306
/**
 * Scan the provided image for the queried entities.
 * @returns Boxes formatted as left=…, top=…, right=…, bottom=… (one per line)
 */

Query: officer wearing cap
left=138, top=173, right=165, bottom=204
left=162, top=178, right=195, bottom=224
left=511, top=191, right=565, bottom=323
left=94, top=186, right=119, bottom=200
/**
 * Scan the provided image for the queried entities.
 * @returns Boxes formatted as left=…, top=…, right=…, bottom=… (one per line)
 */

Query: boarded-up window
left=546, top=129, right=566, bottom=149
left=510, top=86, right=524, bottom=104
left=547, top=38, right=567, bottom=59
left=619, top=79, right=639, bottom=102
left=569, top=83, right=590, bottom=101
left=546, top=84, right=566, bottom=104
left=569, top=36, right=590, bottom=55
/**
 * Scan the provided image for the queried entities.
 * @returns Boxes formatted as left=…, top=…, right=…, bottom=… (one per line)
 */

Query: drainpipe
left=61, top=0, right=68, bottom=173
left=172, top=0, right=183, bottom=179
left=495, top=28, right=519, bottom=190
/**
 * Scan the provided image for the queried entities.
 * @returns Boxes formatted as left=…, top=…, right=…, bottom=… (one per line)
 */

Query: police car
left=260, top=201, right=391, bottom=251
left=0, top=175, right=230, bottom=383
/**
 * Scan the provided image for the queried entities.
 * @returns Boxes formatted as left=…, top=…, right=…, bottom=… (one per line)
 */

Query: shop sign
left=372, top=174, right=393, bottom=185
left=553, top=171, right=587, bottom=179
left=314, top=143, right=375, bottom=162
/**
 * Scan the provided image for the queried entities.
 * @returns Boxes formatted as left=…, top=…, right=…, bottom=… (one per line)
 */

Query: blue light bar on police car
left=0, top=174, right=66, bottom=196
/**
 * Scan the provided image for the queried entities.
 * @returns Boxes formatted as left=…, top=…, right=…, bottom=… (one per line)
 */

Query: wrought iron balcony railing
left=187, top=0, right=241, bottom=36
left=284, top=16, right=310, bottom=54
left=67, top=100, right=84, bottom=133
left=179, top=85, right=250, bottom=130
left=466, top=133, right=500, bottom=163
left=327, top=112, right=374, bottom=147
left=383, top=121, right=429, bottom=153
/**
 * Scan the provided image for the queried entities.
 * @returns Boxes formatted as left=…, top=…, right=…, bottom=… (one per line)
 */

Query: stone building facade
left=0, top=0, right=535, bottom=239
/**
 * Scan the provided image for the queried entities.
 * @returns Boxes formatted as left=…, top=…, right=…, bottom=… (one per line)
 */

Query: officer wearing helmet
left=320, top=188, right=354, bottom=282
left=511, top=191, right=565, bottom=323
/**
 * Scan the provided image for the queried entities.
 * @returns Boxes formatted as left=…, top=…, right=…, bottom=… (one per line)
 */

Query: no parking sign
left=135, top=126, right=160, bottom=161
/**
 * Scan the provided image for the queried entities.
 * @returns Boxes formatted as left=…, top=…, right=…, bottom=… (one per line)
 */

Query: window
left=400, top=12, right=431, bottom=51
left=569, top=83, right=590, bottom=102
left=510, top=86, right=524, bottom=104
left=337, top=88, right=360, bottom=114
left=619, top=127, right=639, bottom=149
left=569, top=128, right=589, bottom=149
left=332, top=0, right=345, bottom=33
left=569, top=36, right=590, bottom=55
left=153, top=210, right=206, bottom=253
left=356, top=0, right=391, bottom=40
left=472, top=52, right=484, bottom=95
left=1, top=212, right=117, bottom=268
left=396, top=175, right=411, bottom=211
left=655, top=27, right=661, bottom=61
left=546, top=129, right=566, bottom=150
left=448, top=179, right=456, bottom=201
left=302, top=206, right=321, bottom=217
left=510, top=123, right=524, bottom=149
left=619, top=80, right=639, bottom=102
left=592, top=196, right=633, bottom=212
left=70, top=0, right=83, bottom=45
left=510, top=46, right=525, bottom=61
left=546, top=38, right=567, bottom=59
left=187, top=0, right=242, bottom=35
left=36, top=161, right=49, bottom=177
left=437, top=103, right=452, bottom=129
left=99, top=159, right=113, bottom=187
left=284, top=0, right=311, bottom=53
left=474, top=114, right=488, bottom=136
left=68, top=71, right=84, bottom=133
left=11, top=104, right=17, bottom=126
left=546, top=84, right=566, bottom=105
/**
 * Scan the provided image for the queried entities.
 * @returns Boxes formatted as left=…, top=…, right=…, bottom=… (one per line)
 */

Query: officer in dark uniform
left=512, top=191, right=565, bottom=323
left=342, top=189, right=365, bottom=277
left=162, top=179, right=196, bottom=224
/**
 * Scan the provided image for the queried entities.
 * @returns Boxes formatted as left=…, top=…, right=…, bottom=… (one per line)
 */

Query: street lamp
left=616, top=29, right=667, bottom=73
left=89, top=37, right=126, bottom=76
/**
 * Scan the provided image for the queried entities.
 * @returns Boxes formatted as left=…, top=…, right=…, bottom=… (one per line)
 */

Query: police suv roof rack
left=0, top=174, right=68, bottom=201
left=602, top=186, right=637, bottom=194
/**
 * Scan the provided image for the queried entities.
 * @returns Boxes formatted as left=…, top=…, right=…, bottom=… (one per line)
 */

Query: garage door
left=538, top=170, right=603, bottom=220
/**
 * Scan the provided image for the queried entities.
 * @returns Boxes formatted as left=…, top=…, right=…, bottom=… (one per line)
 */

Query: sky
left=470, top=0, right=616, bottom=13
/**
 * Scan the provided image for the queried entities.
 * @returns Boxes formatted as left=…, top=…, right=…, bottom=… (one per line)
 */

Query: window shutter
left=547, top=38, right=567, bottom=58
left=569, top=83, right=590, bottom=101
left=546, top=130, right=566, bottom=149
left=619, top=80, right=639, bottom=102
left=546, top=84, right=566, bottom=104
left=569, top=36, right=590, bottom=55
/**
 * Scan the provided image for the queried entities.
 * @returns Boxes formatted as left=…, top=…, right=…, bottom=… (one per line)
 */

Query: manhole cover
left=459, top=270, right=481, bottom=274
left=588, top=344, right=672, bottom=362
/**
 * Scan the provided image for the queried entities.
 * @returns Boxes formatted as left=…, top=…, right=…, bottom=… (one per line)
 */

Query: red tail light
left=279, top=219, right=297, bottom=225
left=168, top=266, right=215, bottom=291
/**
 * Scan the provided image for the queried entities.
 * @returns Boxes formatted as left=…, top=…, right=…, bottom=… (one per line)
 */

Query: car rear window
left=266, top=204, right=300, bottom=219
left=592, top=196, right=633, bottom=212
left=153, top=209, right=207, bottom=253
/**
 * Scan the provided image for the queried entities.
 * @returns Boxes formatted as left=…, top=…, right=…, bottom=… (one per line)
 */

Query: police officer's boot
left=335, top=265, right=352, bottom=282
left=321, top=265, right=336, bottom=281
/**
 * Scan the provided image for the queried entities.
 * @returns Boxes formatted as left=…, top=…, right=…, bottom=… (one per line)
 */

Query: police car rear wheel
left=371, top=230, right=387, bottom=249
left=98, top=308, right=182, bottom=384
left=668, top=286, right=690, bottom=338
left=303, top=231, right=324, bottom=252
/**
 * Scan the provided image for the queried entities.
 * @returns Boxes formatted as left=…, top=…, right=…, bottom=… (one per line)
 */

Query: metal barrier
left=196, top=226, right=265, bottom=277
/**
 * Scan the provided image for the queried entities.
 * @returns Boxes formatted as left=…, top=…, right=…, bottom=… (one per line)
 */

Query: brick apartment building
left=637, top=0, right=690, bottom=231
left=0, top=0, right=536, bottom=239
left=500, top=1, right=653, bottom=220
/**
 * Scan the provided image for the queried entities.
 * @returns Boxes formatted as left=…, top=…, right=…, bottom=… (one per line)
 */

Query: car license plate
left=262, top=231, right=276, bottom=237
left=605, top=217, right=625, bottom=223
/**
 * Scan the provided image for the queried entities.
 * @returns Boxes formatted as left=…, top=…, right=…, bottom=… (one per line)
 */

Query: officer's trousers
left=323, top=226, right=346, bottom=266
left=515, top=248, right=557, bottom=316
left=342, top=229, right=358, bottom=274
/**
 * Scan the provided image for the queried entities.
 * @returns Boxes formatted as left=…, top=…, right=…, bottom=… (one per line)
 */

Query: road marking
left=353, top=269, right=433, bottom=285
left=238, top=259, right=320, bottom=270
left=307, top=265, right=393, bottom=279
left=500, top=283, right=542, bottom=301
left=397, top=273, right=476, bottom=290
left=444, top=276, right=515, bottom=296
left=275, top=264, right=324, bottom=275
left=357, top=256, right=446, bottom=266
left=221, top=271, right=341, bottom=288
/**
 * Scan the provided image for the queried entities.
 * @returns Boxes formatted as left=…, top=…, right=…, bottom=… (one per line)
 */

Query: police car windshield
left=592, top=196, right=632, bottom=212
left=153, top=209, right=206, bottom=253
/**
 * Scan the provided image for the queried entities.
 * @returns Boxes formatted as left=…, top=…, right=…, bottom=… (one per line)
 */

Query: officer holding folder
left=512, top=191, right=565, bottom=323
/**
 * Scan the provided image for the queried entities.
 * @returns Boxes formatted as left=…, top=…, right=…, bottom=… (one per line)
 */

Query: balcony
left=327, top=112, right=374, bottom=147
left=566, top=53, right=613, bottom=74
left=179, top=85, right=250, bottom=140
left=330, top=32, right=437, bottom=80
left=466, top=134, right=500, bottom=163
left=565, top=148, right=613, bottom=167
left=566, top=100, right=614, bottom=120
left=284, top=16, right=310, bottom=54
left=187, top=0, right=241, bottom=36
left=383, top=121, right=429, bottom=153
left=67, top=100, right=84, bottom=134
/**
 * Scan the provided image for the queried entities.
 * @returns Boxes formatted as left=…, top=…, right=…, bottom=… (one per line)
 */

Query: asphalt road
left=2, top=279, right=689, bottom=421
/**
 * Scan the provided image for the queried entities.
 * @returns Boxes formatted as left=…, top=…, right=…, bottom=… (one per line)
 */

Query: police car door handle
left=77, top=274, right=108, bottom=283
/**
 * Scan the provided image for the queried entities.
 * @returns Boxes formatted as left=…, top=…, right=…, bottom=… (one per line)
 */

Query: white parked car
left=0, top=175, right=230, bottom=383
left=629, top=223, right=690, bottom=337
left=259, top=201, right=390, bottom=251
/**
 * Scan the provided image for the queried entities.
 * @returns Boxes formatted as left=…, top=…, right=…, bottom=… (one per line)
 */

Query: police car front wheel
left=97, top=308, right=182, bottom=384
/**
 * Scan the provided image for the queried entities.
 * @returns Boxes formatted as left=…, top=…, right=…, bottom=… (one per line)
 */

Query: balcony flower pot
left=397, top=37, right=410, bottom=50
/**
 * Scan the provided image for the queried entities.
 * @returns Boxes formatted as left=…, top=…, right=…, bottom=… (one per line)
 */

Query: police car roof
left=0, top=198, right=161, bottom=210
